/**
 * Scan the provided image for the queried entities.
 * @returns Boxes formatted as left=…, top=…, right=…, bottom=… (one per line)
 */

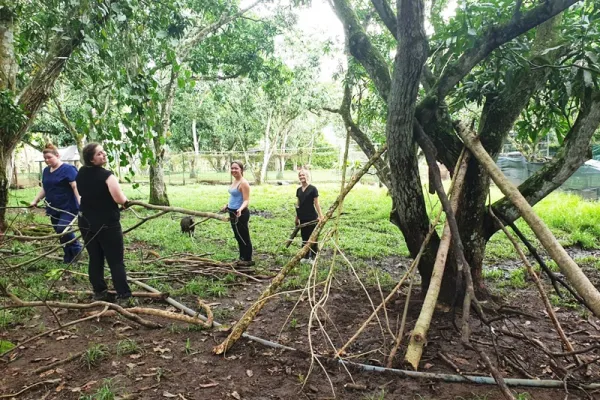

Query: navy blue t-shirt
left=42, top=163, right=79, bottom=216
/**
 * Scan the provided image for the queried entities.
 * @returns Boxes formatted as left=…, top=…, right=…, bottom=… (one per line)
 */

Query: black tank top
left=76, top=166, right=120, bottom=229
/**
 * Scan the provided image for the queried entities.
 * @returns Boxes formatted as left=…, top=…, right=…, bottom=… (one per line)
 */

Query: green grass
left=116, top=339, right=142, bottom=356
left=81, top=344, right=109, bottom=369
left=79, top=379, right=117, bottom=400
left=5, top=184, right=600, bottom=303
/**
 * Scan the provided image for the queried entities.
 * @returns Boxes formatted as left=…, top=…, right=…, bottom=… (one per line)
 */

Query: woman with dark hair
left=76, top=143, right=133, bottom=305
left=30, top=143, right=83, bottom=263
left=220, top=161, right=253, bottom=266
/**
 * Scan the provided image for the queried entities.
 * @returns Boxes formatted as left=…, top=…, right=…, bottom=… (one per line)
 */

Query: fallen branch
left=123, top=210, right=169, bottom=234
left=57, top=289, right=170, bottom=300
left=213, top=144, right=388, bottom=355
left=457, top=122, right=600, bottom=317
left=0, top=306, right=110, bottom=358
left=494, top=211, right=591, bottom=310
left=404, top=146, right=469, bottom=370
left=0, top=379, right=62, bottom=399
left=489, top=207, right=578, bottom=362
left=471, top=344, right=516, bottom=400
left=285, top=220, right=318, bottom=248
left=127, top=201, right=228, bottom=222
left=32, top=351, right=86, bottom=375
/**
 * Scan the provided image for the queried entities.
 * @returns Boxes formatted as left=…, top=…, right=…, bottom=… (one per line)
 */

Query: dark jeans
left=299, top=218, right=318, bottom=259
left=50, top=212, right=82, bottom=263
left=78, top=218, right=131, bottom=298
left=228, top=208, right=252, bottom=261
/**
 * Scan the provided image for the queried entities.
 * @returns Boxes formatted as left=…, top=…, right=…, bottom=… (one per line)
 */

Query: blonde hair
left=298, top=168, right=311, bottom=184
left=42, top=143, right=59, bottom=157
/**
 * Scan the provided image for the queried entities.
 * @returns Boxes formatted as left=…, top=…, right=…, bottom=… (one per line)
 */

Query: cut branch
left=457, top=122, right=600, bottom=317
left=127, top=201, right=228, bottom=221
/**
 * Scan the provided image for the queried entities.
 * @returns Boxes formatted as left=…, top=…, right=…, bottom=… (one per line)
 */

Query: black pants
left=228, top=208, right=252, bottom=261
left=78, top=218, right=131, bottom=297
left=299, top=218, right=318, bottom=259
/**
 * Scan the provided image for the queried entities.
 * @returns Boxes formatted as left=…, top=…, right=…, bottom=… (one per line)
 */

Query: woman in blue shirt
left=30, top=144, right=83, bottom=263
left=220, top=161, right=253, bottom=266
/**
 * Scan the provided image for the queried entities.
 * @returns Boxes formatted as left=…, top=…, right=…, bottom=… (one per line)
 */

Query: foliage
left=81, top=343, right=109, bottom=369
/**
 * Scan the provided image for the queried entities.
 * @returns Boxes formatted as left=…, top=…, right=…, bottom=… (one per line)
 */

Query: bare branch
left=370, top=0, right=397, bottom=39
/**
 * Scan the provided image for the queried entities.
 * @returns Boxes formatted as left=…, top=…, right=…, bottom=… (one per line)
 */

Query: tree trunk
left=190, top=119, right=198, bottom=179
left=149, top=156, right=169, bottom=205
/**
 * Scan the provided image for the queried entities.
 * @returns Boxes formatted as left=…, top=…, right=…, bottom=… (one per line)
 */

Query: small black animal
left=180, top=216, right=195, bottom=237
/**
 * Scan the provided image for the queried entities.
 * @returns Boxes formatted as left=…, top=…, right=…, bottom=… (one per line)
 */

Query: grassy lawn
left=6, top=182, right=600, bottom=264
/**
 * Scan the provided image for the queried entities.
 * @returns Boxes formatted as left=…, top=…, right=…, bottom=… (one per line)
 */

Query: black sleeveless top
left=76, top=166, right=120, bottom=229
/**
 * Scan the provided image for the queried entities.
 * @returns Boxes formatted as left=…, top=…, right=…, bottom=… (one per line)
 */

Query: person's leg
left=98, top=224, right=131, bottom=298
left=78, top=218, right=108, bottom=295
left=299, top=219, right=317, bottom=259
left=236, top=209, right=252, bottom=261
left=56, top=212, right=82, bottom=262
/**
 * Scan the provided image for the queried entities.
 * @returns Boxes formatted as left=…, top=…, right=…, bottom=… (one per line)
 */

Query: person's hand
left=29, top=200, right=38, bottom=208
left=236, top=209, right=242, bottom=218
left=219, top=205, right=228, bottom=213
left=123, top=200, right=131, bottom=209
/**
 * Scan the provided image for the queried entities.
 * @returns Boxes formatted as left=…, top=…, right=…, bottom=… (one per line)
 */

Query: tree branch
left=434, top=0, right=580, bottom=100
left=330, top=0, right=391, bottom=101
left=324, top=79, right=391, bottom=188
left=486, top=90, right=600, bottom=237
left=370, top=0, right=397, bottom=39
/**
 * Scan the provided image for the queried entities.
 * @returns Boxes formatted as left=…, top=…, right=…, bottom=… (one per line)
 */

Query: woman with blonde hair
left=295, top=168, right=323, bottom=263
left=30, top=143, right=83, bottom=263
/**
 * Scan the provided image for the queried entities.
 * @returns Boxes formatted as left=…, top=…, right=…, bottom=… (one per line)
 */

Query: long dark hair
left=82, top=143, right=100, bottom=167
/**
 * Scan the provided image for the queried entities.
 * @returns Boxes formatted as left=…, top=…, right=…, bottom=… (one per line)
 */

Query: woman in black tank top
left=76, top=143, right=133, bottom=305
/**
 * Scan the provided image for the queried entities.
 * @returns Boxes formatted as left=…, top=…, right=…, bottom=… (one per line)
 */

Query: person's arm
left=236, top=181, right=250, bottom=217
left=70, top=181, right=81, bottom=205
left=106, top=175, right=128, bottom=206
left=314, top=197, right=324, bottom=221
left=30, top=188, right=46, bottom=207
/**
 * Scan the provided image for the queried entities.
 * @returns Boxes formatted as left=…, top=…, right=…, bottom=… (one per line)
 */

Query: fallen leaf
left=153, top=346, right=171, bottom=354
left=39, top=369, right=55, bottom=378
left=55, top=335, right=70, bottom=341
left=199, top=381, right=219, bottom=388
left=231, top=391, right=241, bottom=400
left=423, top=363, right=433, bottom=370
left=127, top=363, right=137, bottom=369
left=129, top=354, right=143, bottom=359
left=81, top=380, right=98, bottom=391
left=246, top=369, right=253, bottom=377
left=163, top=391, right=178, bottom=398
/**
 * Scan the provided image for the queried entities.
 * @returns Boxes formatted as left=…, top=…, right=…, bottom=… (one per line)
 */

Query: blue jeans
left=50, top=212, right=83, bottom=263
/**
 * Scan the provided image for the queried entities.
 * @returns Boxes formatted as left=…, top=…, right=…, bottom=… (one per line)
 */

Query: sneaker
left=93, top=290, right=116, bottom=302
left=116, top=296, right=138, bottom=308
left=236, top=260, right=255, bottom=267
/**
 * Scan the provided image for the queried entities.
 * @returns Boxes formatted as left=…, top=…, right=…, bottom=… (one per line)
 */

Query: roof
left=37, top=145, right=80, bottom=162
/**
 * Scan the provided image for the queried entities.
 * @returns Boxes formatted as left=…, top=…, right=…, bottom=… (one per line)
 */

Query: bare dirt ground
left=2, top=252, right=600, bottom=400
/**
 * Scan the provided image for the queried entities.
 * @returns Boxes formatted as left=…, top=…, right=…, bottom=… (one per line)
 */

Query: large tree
left=0, top=0, right=120, bottom=231
left=328, top=0, right=600, bottom=302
